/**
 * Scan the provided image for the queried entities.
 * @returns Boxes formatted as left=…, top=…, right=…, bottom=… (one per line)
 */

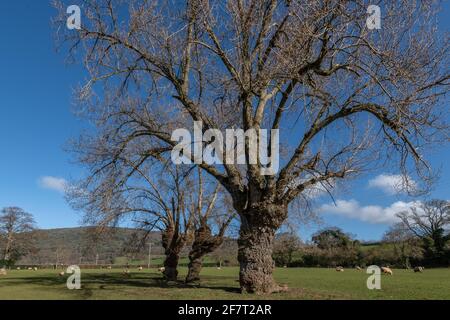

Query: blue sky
left=0, top=1, right=448, bottom=241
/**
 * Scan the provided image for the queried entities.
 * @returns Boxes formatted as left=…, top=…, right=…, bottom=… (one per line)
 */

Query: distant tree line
left=273, top=200, right=450, bottom=268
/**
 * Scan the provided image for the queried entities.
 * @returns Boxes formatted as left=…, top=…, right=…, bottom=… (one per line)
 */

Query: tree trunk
left=161, top=227, right=185, bottom=281
left=163, top=251, right=179, bottom=281
left=186, top=256, right=203, bottom=283
left=237, top=202, right=287, bottom=294
left=185, top=223, right=224, bottom=283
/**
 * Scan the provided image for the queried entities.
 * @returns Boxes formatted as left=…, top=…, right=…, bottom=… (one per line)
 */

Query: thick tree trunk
left=237, top=202, right=287, bottom=294
left=186, top=256, right=203, bottom=283
left=161, top=227, right=185, bottom=281
left=163, top=251, right=180, bottom=281
left=185, top=223, right=224, bottom=283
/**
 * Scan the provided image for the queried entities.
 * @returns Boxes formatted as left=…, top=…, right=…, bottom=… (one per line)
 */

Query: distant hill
left=18, top=227, right=164, bottom=266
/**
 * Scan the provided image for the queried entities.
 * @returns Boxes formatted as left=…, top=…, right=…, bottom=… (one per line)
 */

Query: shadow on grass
left=2, top=272, right=241, bottom=295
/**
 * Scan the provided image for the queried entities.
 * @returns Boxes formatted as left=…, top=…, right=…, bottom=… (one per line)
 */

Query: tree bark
left=185, top=223, right=224, bottom=283
left=161, top=227, right=185, bottom=281
left=237, top=202, right=287, bottom=294
left=163, top=251, right=180, bottom=281
left=186, top=256, right=203, bottom=283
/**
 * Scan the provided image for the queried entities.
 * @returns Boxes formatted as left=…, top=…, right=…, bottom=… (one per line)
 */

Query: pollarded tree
left=68, top=162, right=195, bottom=281
left=55, top=0, right=449, bottom=293
left=186, top=169, right=235, bottom=283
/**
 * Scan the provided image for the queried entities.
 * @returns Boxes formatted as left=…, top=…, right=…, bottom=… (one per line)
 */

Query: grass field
left=0, top=267, right=449, bottom=300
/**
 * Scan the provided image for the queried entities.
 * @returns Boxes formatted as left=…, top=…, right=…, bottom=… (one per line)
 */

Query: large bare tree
left=56, top=0, right=449, bottom=293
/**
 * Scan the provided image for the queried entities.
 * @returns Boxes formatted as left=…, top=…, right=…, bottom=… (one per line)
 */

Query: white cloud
left=320, top=199, right=420, bottom=224
left=38, top=176, right=69, bottom=193
left=368, top=174, right=416, bottom=195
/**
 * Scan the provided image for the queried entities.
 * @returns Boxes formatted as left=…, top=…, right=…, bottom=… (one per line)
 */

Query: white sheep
left=138, top=266, right=143, bottom=271
left=336, top=266, right=344, bottom=272
left=158, top=267, right=165, bottom=273
left=414, top=266, right=424, bottom=273
left=355, top=266, right=362, bottom=271
left=33, top=267, right=38, bottom=271
left=0, top=268, right=7, bottom=276
left=59, top=271, right=65, bottom=277
left=381, top=266, right=393, bottom=275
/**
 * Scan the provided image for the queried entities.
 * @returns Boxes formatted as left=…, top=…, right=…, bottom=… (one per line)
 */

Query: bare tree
left=69, top=162, right=195, bottom=281
left=0, top=207, right=36, bottom=266
left=383, top=223, right=424, bottom=269
left=186, top=169, right=235, bottom=283
left=55, top=0, right=449, bottom=293
left=273, top=232, right=302, bottom=267
left=396, top=200, right=450, bottom=262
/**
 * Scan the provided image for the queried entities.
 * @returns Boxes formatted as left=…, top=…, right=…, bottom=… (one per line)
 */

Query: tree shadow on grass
left=2, top=272, right=241, bottom=295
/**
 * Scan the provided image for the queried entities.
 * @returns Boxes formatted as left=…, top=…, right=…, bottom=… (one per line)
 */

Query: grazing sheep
left=138, top=266, right=143, bottom=271
left=28, top=267, right=33, bottom=270
left=158, top=267, right=165, bottom=273
left=381, top=267, right=393, bottom=275
left=107, top=266, right=112, bottom=270
left=336, top=266, right=344, bottom=272
left=414, top=266, right=424, bottom=273
left=59, top=271, right=65, bottom=277
left=0, top=268, right=7, bottom=276
left=16, top=267, right=21, bottom=270
left=355, top=266, right=362, bottom=271
left=33, top=267, right=38, bottom=271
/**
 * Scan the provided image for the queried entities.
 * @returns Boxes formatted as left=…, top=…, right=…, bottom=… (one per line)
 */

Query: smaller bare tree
left=383, top=223, right=424, bottom=269
left=0, top=207, right=36, bottom=267
left=186, top=169, right=235, bottom=283
left=69, top=162, right=196, bottom=281
left=273, top=232, right=302, bottom=267
left=396, top=200, right=450, bottom=264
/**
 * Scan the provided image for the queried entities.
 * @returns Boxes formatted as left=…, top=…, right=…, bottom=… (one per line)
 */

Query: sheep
left=138, top=266, right=143, bottom=271
left=355, top=266, right=362, bottom=271
left=336, top=266, right=344, bottom=272
left=16, top=267, right=21, bottom=270
left=59, top=271, right=65, bottom=277
left=381, top=266, right=393, bottom=275
left=27, top=267, right=33, bottom=270
left=414, top=266, right=424, bottom=273
left=107, top=266, right=112, bottom=270
left=158, top=267, right=165, bottom=273
left=33, top=267, right=38, bottom=271
left=0, top=268, right=7, bottom=276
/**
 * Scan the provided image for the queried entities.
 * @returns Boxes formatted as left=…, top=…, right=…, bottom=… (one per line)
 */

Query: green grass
left=0, top=267, right=449, bottom=300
